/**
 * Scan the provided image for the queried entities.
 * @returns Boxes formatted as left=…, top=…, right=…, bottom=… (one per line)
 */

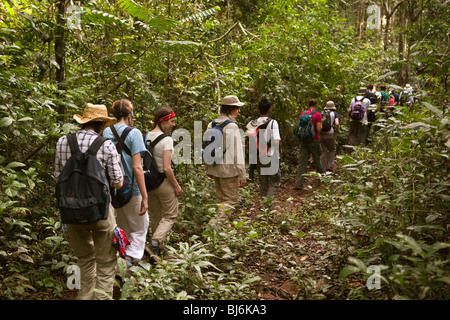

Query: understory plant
left=337, top=102, right=449, bottom=299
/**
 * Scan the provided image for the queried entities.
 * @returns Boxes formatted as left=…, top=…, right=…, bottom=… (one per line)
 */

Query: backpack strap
left=144, top=132, right=167, bottom=147
left=67, top=133, right=80, bottom=156
left=211, top=119, right=232, bottom=129
left=87, top=135, right=108, bottom=155
left=150, top=133, right=168, bottom=148
left=219, top=119, right=232, bottom=128
left=110, top=125, right=135, bottom=186
left=110, top=125, right=133, bottom=156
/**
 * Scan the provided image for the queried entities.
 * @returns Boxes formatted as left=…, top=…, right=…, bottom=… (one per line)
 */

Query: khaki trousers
left=348, top=120, right=367, bottom=146
left=296, top=140, right=323, bottom=187
left=67, top=206, right=117, bottom=300
left=148, top=179, right=178, bottom=246
left=212, top=176, right=239, bottom=224
left=320, top=134, right=337, bottom=171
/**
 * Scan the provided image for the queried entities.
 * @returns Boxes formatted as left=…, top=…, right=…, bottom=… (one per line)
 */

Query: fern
left=117, top=0, right=177, bottom=32
left=179, top=6, right=221, bottom=25
left=84, top=8, right=130, bottom=28
left=117, top=0, right=152, bottom=22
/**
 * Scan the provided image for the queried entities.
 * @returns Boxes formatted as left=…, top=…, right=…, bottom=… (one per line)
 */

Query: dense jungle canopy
left=0, top=0, right=449, bottom=303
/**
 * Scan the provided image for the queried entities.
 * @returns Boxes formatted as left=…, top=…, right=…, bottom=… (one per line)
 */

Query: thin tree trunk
left=383, top=1, right=405, bottom=51
left=397, top=2, right=408, bottom=85
left=55, top=0, right=67, bottom=119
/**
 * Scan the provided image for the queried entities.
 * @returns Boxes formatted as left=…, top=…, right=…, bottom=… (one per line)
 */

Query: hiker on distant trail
left=55, top=103, right=123, bottom=300
left=295, top=98, right=323, bottom=190
left=145, top=107, right=182, bottom=258
left=246, top=98, right=281, bottom=199
left=319, top=101, right=340, bottom=172
left=373, top=83, right=382, bottom=102
left=348, top=87, right=370, bottom=146
left=205, top=95, right=246, bottom=226
left=365, top=84, right=379, bottom=143
left=378, top=84, right=390, bottom=114
left=399, top=84, right=415, bottom=106
left=103, top=99, right=148, bottom=268
left=387, top=91, right=395, bottom=117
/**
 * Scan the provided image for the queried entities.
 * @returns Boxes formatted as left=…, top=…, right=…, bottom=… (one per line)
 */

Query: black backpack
left=366, top=91, right=378, bottom=105
left=321, top=110, right=333, bottom=132
left=109, top=126, right=134, bottom=208
left=143, top=132, right=167, bottom=191
left=55, top=133, right=110, bottom=225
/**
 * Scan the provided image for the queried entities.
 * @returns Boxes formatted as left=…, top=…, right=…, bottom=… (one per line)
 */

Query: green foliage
left=335, top=102, right=449, bottom=299
left=0, top=0, right=449, bottom=300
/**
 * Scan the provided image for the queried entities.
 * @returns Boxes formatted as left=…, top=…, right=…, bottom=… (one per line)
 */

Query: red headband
left=159, top=111, right=175, bottom=123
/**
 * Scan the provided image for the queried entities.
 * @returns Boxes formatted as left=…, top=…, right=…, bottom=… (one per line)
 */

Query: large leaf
left=117, top=0, right=177, bottom=32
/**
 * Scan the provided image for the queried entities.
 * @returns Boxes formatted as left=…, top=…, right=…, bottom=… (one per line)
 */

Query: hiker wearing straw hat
left=55, top=103, right=124, bottom=300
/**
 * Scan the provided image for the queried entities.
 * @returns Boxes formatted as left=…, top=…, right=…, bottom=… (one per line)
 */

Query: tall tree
left=54, top=0, right=67, bottom=119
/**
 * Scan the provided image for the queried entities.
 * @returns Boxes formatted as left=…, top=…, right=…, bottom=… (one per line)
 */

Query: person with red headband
left=145, top=106, right=182, bottom=258
left=206, top=95, right=246, bottom=227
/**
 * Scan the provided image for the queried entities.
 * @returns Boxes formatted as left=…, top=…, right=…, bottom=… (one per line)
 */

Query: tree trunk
left=397, top=1, right=408, bottom=85
left=384, top=1, right=404, bottom=51
left=55, top=0, right=67, bottom=119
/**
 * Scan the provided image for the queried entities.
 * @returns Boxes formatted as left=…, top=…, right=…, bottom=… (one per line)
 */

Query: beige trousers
left=66, top=206, right=117, bottom=300
left=212, top=176, right=239, bottom=224
left=148, top=179, right=179, bottom=246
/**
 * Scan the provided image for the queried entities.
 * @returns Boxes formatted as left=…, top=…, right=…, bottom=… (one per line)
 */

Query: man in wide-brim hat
left=206, top=94, right=246, bottom=226
left=219, top=95, right=245, bottom=107
left=55, top=102, right=123, bottom=300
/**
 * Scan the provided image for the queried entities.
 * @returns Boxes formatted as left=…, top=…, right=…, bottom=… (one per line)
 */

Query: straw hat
left=73, top=103, right=117, bottom=127
left=219, top=95, right=245, bottom=107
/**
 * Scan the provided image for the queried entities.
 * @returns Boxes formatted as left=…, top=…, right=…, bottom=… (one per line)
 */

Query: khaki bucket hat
left=219, top=95, right=245, bottom=107
left=325, top=101, right=336, bottom=110
left=73, top=103, right=117, bottom=127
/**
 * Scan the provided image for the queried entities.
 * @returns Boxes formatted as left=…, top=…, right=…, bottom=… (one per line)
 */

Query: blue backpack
left=109, top=126, right=134, bottom=209
left=295, top=111, right=316, bottom=142
left=203, top=119, right=232, bottom=164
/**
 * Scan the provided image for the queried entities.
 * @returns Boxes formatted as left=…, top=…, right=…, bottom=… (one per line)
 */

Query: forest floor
left=244, top=175, right=339, bottom=300
left=55, top=168, right=341, bottom=301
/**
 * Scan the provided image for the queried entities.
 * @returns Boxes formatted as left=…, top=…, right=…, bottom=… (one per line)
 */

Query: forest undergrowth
left=1, top=99, right=449, bottom=301
left=1, top=100, right=449, bottom=301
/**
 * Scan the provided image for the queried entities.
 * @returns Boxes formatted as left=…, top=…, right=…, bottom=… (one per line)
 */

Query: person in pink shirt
left=295, top=99, right=324, bottom=190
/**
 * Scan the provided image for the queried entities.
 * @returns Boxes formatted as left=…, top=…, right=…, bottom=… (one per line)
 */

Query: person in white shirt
left=348, top=88, right=371, bottom=146
left=145, top=107, right=182, bottom=258
left=246, top=98, right=281, bottom=198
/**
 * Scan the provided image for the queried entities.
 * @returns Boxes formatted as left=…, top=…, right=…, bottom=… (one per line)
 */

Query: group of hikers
left=55, top=99, right=181, bottom=299
left=54, top=82, right=415, bottom=300
left=348, top=83, right=416, bottom=146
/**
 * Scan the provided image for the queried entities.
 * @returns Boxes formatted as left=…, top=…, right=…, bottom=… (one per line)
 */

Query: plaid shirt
left=55, top=129, right=123, bottom=184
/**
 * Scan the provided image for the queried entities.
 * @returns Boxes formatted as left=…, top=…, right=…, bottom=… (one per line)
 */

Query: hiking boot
left=149, top=244, right=160, bottom=256
left=125, top=255, right=137, bottom=268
